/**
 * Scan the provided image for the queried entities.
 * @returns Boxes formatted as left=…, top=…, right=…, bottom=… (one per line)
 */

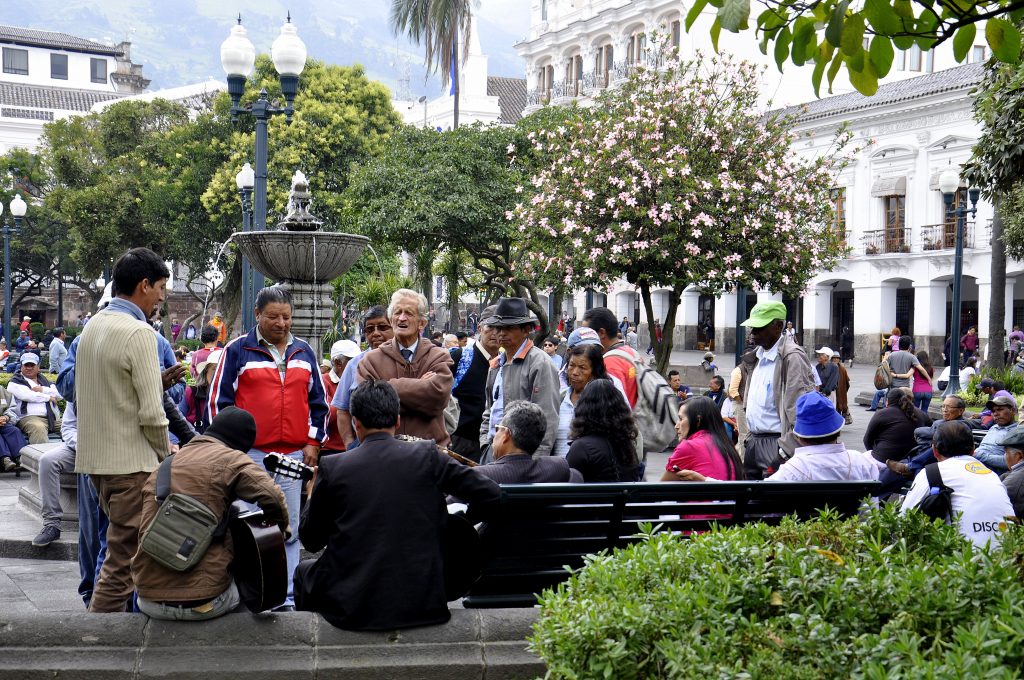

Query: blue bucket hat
left=793, top=391, right=846, bottom=439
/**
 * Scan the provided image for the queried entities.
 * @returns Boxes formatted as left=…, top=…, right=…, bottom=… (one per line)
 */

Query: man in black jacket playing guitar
left=295, top=380, right=501, bottom=630
left=133, top=407, right=288, bottom=620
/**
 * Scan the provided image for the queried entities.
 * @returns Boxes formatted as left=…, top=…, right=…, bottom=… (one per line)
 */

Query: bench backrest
left=463, top=480, right=879, bottom=608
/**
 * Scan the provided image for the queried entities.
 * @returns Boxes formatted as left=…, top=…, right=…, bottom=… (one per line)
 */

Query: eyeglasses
left=363, top=324, right=392, bottom=333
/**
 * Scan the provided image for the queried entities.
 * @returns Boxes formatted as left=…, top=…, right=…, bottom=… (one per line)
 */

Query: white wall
left=1, top=44, right=117, bottom=91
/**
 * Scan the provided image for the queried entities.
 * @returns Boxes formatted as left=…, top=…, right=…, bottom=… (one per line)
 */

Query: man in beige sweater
left=75, top=248, right=172, bottom=613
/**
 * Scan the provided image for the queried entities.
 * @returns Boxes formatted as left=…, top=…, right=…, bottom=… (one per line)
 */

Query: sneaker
left=32, top=525, right=61, bottom=547
left=0, top=457, right=16, bottom=472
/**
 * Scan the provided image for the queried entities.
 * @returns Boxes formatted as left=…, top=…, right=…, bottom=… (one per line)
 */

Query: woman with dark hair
left=911, top=350, right=934, bottom=412
left=863, top=388, right=931, bottom=464
left=661, top=396, right=744, bottom=482
left=566, top=379, right=643, bottom=482
left=554, top=344, right=609, bottom=457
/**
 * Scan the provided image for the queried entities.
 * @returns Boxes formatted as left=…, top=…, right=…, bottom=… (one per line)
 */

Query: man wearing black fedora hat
left=480, top=297, right=560, bottom=459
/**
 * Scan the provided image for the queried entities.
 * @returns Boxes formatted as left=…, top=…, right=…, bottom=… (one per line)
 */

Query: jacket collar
left=500, top=339, right=534, bottom=366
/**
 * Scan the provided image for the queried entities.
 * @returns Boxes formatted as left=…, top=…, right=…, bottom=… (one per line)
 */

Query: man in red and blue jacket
left=209, top=286, right=328, bottom=610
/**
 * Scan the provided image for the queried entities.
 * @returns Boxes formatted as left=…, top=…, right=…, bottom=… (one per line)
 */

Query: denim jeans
left=913, top=392, right=933, bottom=412
left=869, top=389, right=887, bottom=410
left=77, top=474, right=108, bottom=609
left=246, top=448, right=302, bottom=608
left=138, top=581, right=240, bottom=621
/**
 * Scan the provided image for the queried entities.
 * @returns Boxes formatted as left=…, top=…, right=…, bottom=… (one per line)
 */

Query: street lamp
left=939, top=168, right=980, bottom=396
left=235, top=162, right=255, bottom=329
left=1, top=194, right=26, bottom=344
left=220, top=15, right=306, bottom=326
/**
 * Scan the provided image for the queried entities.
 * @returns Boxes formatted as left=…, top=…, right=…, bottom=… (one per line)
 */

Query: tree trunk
left=637, top=280, right=682, bottom=375
left=989, top=197, right=1007, bottom=367
left=452, top=41, right=460, bottom=130
left=517, top=281, right=550, bottom=341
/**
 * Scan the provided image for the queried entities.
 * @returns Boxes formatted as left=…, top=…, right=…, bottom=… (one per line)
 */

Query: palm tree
left=389, top=0, right=474, bottom=129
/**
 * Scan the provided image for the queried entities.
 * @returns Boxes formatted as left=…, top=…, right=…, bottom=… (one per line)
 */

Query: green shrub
left=0, top=372, right=58, bottom=388
left=29, top=321, right=44, bottom=342
left=530, top=506, right=1024, bottom=679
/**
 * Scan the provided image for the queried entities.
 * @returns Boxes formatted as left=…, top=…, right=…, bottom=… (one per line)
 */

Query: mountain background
left=0, top=0, right=530, bottom=97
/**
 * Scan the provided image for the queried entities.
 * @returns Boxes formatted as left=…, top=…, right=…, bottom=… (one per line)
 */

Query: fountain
left=232, top=171, right=369, bottom=358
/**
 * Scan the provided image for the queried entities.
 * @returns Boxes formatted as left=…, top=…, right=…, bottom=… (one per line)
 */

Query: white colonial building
left=0, top=25, right=150, bottom=154
left=515, top=1, right=1007, bottom=364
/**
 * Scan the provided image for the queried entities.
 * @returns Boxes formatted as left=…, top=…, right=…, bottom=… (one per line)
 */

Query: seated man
left=706, top=375, right=726, bottom=408
left=31, top=403, right=79, bottom=547
left=133, top=407, right=288, bottom=621
left=295, top=380, right=501, bottom=631
left=767, top=391, right=879, bottom=482
left=901, top=421, right=1015, bottom=547
left=7, top=353, right=61, bottom=444
left=667, top=370, right=692, bottom=402
left=1001, top=429, right=1024, bottom=519
left=973, top=395, right=1018, bottom=474
left=474, top=401, right=582, bottom=484
left=15, top=330, right=30, bottom=352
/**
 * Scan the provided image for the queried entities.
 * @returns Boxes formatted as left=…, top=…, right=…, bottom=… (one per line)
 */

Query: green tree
left=513, top=54, right=850, bottom=373
left=390, top=0, right=473, bottom=127
left=344, top=117, right=579, bottom=338
left=963, top=26, right=1024, bottom=366
left=691, top=0, right=1024, bottom=95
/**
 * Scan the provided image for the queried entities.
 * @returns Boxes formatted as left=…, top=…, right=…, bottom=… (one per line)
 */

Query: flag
left=449, top=30, right=457, bottom=96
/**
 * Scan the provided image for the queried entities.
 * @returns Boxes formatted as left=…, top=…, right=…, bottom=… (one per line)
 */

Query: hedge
left=530, top=505, right=1024, bottom=678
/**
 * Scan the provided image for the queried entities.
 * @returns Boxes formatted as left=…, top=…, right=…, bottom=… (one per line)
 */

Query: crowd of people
left=0, top=246, right=1020, bottom=630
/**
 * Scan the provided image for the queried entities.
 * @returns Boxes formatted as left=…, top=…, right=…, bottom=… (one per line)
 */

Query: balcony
left=920, top=222, right=976, bottom=251
left=525, top=88, right=551, bottom=108
left=862, top=227, right=910, bottom=255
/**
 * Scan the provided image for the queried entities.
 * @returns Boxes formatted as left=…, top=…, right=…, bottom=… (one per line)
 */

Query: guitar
left=228, top=502, right=287, bottom=613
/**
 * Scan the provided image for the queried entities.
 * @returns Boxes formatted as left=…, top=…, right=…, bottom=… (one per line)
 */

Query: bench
left=463, top=480, right=879, bottom=609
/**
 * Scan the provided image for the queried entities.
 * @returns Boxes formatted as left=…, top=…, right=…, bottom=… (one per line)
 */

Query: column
left=713, top=290, right=738, bottom=355
left=679, top=288, right=700, bottom=350
left=756, top=290, right=783, bottom=303
left=802, top=286, right=832, bottom=356
left=975, top=276, right=1016, bottom=362
left=853, top=282, right=897, bottom=362
left=913, top=280, right=948, bottom=364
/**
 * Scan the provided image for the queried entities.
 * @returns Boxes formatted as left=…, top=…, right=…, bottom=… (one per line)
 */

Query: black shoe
left=0, top=457, right=16, bottom=472
left=32, top=525, right=61, bottom=547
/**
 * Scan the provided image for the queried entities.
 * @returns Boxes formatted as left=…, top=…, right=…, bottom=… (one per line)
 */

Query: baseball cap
left=330, top=339, right=360, bottom=360
left=978, top=378, right=995, bottom=389
left=20, top=352, right=40, bottom=365
left=740, top=301, right=788, bottom=328
left=815, top=346, right=835, bottom=357
left=567, top=327, right=602, bottom=348
left=985, top=395, right=1017, bottom=411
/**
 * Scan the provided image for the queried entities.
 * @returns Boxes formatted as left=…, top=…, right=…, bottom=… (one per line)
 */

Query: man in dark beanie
left=132, top=407, right=289, bottom=621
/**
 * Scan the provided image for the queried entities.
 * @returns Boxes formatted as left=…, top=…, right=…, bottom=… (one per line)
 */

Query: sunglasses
left=363, top=324, right=392, bottom=333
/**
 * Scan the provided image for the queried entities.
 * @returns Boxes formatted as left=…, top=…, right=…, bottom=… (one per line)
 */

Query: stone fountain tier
left=231, top=230, right=369, bottom=283
left=233, top=230, right=369, bottom=358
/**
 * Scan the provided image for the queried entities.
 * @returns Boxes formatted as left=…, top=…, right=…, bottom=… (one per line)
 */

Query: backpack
left=605, top=348, right=678, bottom=453
left=914, top=463, right=954, bottom=523
left=874, top=360, right=893, bottom=390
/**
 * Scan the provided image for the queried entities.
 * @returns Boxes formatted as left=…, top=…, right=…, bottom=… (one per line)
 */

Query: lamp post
left=939, top=168, right=980, bottom=396
left=1, top=194, right=26, bottom=344
left=220, top=15, right=306, bottom=325
left=235, top=162, right=255, bottom=329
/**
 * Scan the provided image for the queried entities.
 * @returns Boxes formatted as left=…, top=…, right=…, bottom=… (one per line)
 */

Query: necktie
left=401, top=348, right=413, bottom=363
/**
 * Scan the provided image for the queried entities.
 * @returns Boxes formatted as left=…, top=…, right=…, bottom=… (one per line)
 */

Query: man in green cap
left=738, top=301, right=817, bottom=479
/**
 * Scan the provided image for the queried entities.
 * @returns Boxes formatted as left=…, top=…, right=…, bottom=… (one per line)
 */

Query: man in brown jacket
left=357, top=289, right=454, bottom=446
left=133, top=406, right=288, bottom=621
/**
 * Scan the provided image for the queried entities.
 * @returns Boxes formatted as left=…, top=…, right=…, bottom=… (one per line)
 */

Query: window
left=972, top=45, right=987, bottom=62
left=671, top=20, right=681, bottom=50
left=925, top=49, right=934, bottom=73
left=831, top=188, right=847, bottom=242
left=895, top=49, right=906, bottom=71
left=50, top=53, right=68, bottom=80
left=541, top=0, right=547, bottom=21
left=907, top=45, right=922, bottom=71
left=883, top=195, right=906, bottom=253
left=2, top=47, right=28, bottom=75
left=90, top=58, right=107, bottom=84
left=943, top=187, right=968, bottom=247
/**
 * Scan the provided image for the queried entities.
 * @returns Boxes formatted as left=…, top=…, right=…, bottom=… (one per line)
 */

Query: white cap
left=196, top=349, right=223, bottom=376
left=330, top=339, right=360, bottom=360
left=815, top=346, right=835, bottom=357
left=20, top=352, right=40, bottom=365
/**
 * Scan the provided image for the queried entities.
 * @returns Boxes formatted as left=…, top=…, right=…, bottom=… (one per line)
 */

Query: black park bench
left=462, top=480, right=880, bottom=609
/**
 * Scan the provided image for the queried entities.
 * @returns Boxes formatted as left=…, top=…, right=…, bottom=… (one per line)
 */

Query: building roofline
left=0, top=24, right=122, bottom=57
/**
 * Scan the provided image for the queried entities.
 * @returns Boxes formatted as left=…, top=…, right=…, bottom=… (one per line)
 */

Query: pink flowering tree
left=510, top=49, right=850, bottom=372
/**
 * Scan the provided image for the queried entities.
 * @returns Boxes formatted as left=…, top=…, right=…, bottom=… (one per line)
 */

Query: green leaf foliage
left=717, top=0, right=751, bottom=31
left=530, top=505, right=1024, bottom=679
left=684, top=0, right=1024, bottom=96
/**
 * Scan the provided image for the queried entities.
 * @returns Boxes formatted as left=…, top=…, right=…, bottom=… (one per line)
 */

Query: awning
left=928, top=170, right=968, bottom=191
left=870, top=176, right=907, bottom=197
